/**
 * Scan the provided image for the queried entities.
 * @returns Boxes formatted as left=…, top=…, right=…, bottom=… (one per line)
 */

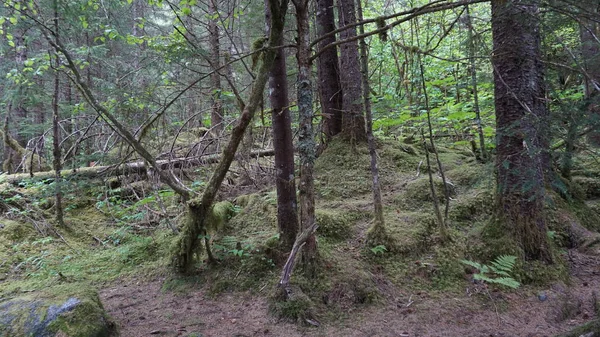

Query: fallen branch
left=279, top=222, right=319, bottom=290
left=0, top=149, right=275, bottom=185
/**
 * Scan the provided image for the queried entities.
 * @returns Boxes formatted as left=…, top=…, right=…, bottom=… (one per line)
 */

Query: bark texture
left=209, top=0, right=224, bottom=136
left=492, top=0, right=551, bottom=261
left=316, top=0, right=343, bottom=141
left=295, top=0, right=318, bottom=274
left=265, top=0, right=299, bottom=253
left=337, top=0, right=366, bottom=143
left=580, top=1, right=600, bottom=146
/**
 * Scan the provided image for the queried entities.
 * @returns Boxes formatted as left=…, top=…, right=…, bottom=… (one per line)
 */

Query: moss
left=446, top=163, right=493, bottom=189
left=0, top=284, right=116, bottom=337
left=571, top=176, right=600, bottom=199
left=315, top=208, right=355, bottom=240
left=207, top=201, right=235, bottom=232
left=449, top=190, right=495, bottom=223
left=270, top=285, right=315, bottom=323
left=397, top=177, right=456, bottom=210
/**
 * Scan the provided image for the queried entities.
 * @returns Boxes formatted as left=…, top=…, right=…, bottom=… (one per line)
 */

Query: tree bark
left=465, top=5, right=487, bottom=162
left=265, top=0, right=299, bottom=253
left=492, top=0, right=551, bottom=262
left=294, top=0, right=318, bottom=274
left=357, top=0, right=387, bottom=248
left=52, top=0, right=64, bottom=227
left=209, top=0, right=224, bottom=136
left=316, top=0, right=343, bottom=141
left=580, top=1, right=600, bottom=146
left=338, top=0, right=366, bottom=143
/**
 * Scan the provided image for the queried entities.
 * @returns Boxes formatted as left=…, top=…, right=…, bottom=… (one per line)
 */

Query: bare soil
left=100, top=249, right=600, bottom=337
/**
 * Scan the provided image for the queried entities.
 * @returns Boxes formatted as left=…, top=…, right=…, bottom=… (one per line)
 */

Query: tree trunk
left=357, top=0, right=388, bottom=248
left=265, top=0, right=299, bottom=253
left=316, top=0, right=343, bottom=141
left=294, top=0, right=318, bottom=275
left=465, top=6, right=487, bottom=162
left=492, top=0, right=551, bottom=262
left=52, top=0, right=64, bottom=227
left=209, top=0, right=224, bottom=136
left=338, top=0, right=366, bottom=143
left=172, top=0, right=291, bottom=273
left=580, top=1, right=600, bottom=146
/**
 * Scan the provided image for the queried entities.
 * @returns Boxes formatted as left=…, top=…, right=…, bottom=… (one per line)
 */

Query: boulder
left=0, top=285, right=117, bottom=337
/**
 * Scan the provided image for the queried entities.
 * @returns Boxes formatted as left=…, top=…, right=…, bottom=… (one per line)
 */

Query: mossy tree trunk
left=265, top=0, right=299, bottom=254
left=294, top=0, right=319, bottom=275
left=580, top=2, right=600, bottom=147
left=492, top=0, right=551, bottom=262
left=172, top=0, right=291, bottom=273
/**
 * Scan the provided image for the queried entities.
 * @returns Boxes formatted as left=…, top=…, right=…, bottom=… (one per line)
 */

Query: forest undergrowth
left=1, top=138, right=600, bottom=336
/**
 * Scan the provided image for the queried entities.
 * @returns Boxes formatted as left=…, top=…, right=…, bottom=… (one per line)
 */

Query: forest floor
left=2, top=139, right=600, bottom=337
left=100, top=248, right=600, bottom=337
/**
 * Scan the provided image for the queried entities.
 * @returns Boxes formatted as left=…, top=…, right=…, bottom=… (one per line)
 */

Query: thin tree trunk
left=465, top=5, right=487, bottom=162
left=338, top=0, right=366, bottom=143
left=209, top=0, right=224, bottom=136
left=294, top=0, right=318, bottom=274
left=52, top=0, right=64, bottom=227
left=265, top=0, right=299, bottom=253
left=316, top=0, right=343, bottom=141
left=492, top=0, right=551, bottom=262
left=357, top=0, right=387, bottom=247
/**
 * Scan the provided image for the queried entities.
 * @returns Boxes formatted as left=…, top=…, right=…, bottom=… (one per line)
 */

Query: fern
left=461, top=255, right=520, bottom=289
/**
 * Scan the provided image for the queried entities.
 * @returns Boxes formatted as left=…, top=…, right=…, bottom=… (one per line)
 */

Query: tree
left=209, top=0, right=224, bottom=137
left=337, top=0, right=366, bottom=143
left=580, top=0, right=600, bottom=146
left=294, top=0, right=318, bottom=274
left=172, top=0, right=291, bottom=272
left=265, top=0, right=299, bottom=253
left=491, top=0, right=551, bottom=262
left=316, top=0, right=343, bottom=141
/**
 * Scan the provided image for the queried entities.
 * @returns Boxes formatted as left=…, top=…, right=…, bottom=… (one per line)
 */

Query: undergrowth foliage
left=461, top=255, right=520, bottom=289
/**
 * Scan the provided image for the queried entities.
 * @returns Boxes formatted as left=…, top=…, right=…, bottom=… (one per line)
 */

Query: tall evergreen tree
left=338, top=0, right=366, bottom=143
left=492, top=0, right=551, bottom=261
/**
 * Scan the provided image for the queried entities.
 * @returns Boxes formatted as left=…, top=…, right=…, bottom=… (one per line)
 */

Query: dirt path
left=100, top=249, right=600, bottom=337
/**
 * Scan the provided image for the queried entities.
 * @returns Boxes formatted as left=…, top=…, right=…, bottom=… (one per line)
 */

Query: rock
left=0, top=284, right=117, bottom=337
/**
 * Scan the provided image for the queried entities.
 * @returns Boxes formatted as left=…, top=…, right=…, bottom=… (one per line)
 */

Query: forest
left=1, top=0, right=600, bottom=336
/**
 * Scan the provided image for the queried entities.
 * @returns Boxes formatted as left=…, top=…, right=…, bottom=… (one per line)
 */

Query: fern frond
left=461, top=259, right=483, bottom=271
left=490, top=255, right=516, bottom=272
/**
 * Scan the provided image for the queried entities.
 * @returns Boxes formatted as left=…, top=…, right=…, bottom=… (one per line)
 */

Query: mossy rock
left=0, top=284, right=117, bottom=337
left=571, top=176, right=600, bottom=199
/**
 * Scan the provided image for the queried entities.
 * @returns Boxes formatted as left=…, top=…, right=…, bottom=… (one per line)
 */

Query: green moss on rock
left=0, top=284, right=116, bottom=337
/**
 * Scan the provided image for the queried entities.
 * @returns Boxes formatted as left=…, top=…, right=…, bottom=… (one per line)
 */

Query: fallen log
left=0, top=149, right=275, bottom=185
